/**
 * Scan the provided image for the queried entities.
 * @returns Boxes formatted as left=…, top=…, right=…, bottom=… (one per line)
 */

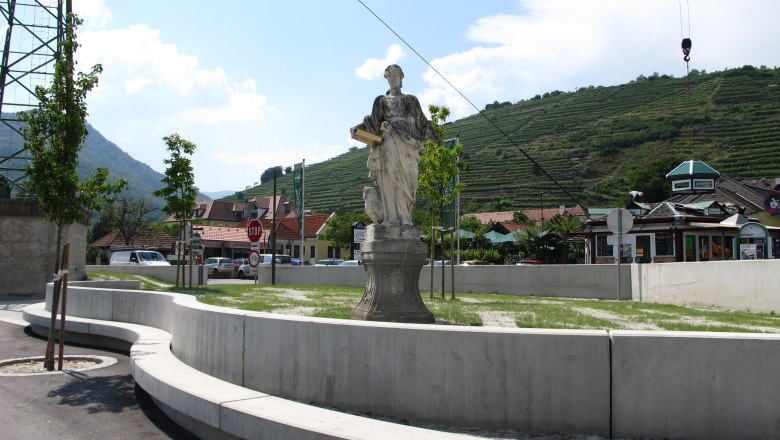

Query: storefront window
left=596, top=235, right=613, bottom=258
left=655, top=233, right=675, bottom=257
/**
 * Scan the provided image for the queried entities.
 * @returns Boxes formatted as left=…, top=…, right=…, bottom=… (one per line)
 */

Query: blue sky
left=73, top=0, right=780, bottom=193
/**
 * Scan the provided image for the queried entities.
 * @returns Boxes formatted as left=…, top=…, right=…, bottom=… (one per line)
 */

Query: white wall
left=631, top=259, right=780, bottom=313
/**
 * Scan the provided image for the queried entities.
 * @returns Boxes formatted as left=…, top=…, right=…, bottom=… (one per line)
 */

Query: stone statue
left=351, top=64, right=437, bottom=226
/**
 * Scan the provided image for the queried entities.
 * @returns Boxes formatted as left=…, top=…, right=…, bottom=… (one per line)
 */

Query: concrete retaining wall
left=611, top=330, right=780, bottom=439
left=631, top=259, right=780, bottom=313
left=1, top=198, right=87, bottom=297
left=30, top=282, right=780, bottom=439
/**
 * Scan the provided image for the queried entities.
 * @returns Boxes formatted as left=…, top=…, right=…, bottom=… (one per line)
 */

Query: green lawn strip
left=87, top=271, right=172, bottom=291
left=81, top=276, right=780, bottom=332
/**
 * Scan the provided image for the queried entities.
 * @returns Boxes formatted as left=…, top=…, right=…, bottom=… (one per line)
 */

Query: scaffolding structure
left=0, top=0, right=66, bottom=197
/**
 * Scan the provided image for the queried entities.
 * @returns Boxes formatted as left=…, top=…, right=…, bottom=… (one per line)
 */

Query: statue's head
left=384, top=64, right=404, bottom=89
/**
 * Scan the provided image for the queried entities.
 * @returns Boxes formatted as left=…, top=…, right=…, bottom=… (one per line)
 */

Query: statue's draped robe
left=357, top=93, right=435, bottom=225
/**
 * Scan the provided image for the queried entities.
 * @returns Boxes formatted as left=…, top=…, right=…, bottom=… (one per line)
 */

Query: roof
left=492, top=222, right=527, bottom=234
left=665, top=174, right=766, bottom=214
left=235, top=213, right=333, bottom=242
left=465, top=205, right=588, bottom=224
left=666, top=160, right=720, bottom=179
left=92, top=229, right=177, bottom=251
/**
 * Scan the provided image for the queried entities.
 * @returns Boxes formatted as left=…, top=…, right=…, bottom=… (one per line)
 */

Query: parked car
left=257, top=254, right=292, bottom=265
left=516, top=259, right=542, bottom=265
left=109, top=250, right=170, bottom=266
left=425, top=260, right=451, bottom=266
left=232, top=258, right=248, bottom=271
left=291, top=258, right=311, bottom=266
left=337, top=260, right=362, bottom=266
left=315, top=259, right=343, bottom=266
left=203, top=257, right=233, bottom=274
left=237, top=263, right=252, bottom=279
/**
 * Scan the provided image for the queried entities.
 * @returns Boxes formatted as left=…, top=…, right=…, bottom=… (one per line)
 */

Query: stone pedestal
left=351, top=224, right=434, bottom=323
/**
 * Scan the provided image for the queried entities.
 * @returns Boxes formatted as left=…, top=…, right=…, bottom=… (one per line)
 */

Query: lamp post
left=539, top=192, right=547, bottom=221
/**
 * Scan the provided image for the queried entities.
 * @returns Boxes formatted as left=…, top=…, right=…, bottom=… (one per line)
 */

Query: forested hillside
left=233, top=66, right=780, bottom=215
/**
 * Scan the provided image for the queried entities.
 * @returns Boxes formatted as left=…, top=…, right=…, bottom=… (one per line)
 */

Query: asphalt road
left=0, top=303, right=197, bottom=440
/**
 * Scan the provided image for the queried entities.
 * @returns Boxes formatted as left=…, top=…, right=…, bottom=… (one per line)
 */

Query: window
left=693, top=179, right=714, bottom=190
left=596, top=235, right=613, bottom=257
left=698, top=236, right=711, bottom=261
left=654, top=233, right=675, bottom=256
left=673, top=180, right=691, bottom=191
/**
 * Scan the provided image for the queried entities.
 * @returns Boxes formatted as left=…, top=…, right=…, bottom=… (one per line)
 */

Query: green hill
left=0, top=116, right=211, bottom=218
left=232, top=66, right=780, bottom=215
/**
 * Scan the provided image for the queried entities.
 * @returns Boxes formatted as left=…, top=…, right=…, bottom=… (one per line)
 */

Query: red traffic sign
left=247, top=219, right=263, bottom=242
left=248, top=249, right=260, bottom=268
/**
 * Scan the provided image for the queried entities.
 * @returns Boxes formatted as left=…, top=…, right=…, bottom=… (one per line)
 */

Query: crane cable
left=680, top=0, right=692, bottom=67
left=679, top=0, right=695, bottom=158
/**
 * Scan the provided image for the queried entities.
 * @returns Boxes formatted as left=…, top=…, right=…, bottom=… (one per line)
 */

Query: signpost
left=247, top=219, right=263, bottom=282
left=607, top=208, right=634, bottom=300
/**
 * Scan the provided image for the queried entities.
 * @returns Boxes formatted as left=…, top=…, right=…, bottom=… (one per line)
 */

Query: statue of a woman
left=351, top=64, right=437, bottom=226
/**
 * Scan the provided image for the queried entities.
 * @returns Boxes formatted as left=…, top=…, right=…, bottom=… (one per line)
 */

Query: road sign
left=249, top=250, right=260, bottom=268
left=247, top=219, right=263, bottom=242
left=606, top=208, right=634, bottom=235
left=192, top=232, right=201, bottom=245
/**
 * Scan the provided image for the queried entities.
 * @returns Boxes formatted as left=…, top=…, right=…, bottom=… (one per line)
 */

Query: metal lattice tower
left=0, top=0, right=67, bottom=198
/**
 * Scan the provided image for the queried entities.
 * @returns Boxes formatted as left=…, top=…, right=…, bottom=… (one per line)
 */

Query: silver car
left=202, top=257, right=233, bottom=274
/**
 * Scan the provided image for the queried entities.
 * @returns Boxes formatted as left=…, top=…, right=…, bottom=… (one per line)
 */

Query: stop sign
left=247, top=219, right=263, bottom=242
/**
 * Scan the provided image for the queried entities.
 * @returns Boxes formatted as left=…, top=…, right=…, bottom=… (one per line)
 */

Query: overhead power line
left=356, top=0, right=587, bottom=211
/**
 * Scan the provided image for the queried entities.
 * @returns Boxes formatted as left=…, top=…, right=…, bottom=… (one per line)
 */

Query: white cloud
left=72, top=0, right=113, bottom=30
left=419, top=0, right=681, bottom=119
left=355, top=44, right=407, bottom=80
left=177, top=76, right=268, bottom=125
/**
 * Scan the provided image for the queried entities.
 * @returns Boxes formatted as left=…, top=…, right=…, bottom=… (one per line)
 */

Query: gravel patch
left=0, top=355, right=117, bottom=376
left=572, top=307, right=662, bottom=330
left=478, top=311, right=519, bottom=328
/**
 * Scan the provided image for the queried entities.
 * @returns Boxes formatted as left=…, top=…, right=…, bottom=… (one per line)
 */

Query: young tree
left=153, top=133, right=198, bottom=287
left=418, top=105, right=465, bottom=297
left=19, top=13, right=126, bottom=370
left=418, top=105, right=466, bottom=227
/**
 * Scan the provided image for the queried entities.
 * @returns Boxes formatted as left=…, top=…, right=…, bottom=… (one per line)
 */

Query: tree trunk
left=44, top=223, right=65, bottom=371
left=57, top=243, right=70, bottom=370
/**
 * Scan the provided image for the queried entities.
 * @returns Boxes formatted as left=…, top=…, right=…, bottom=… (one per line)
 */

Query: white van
left=109, top=250, right=171, bottom=266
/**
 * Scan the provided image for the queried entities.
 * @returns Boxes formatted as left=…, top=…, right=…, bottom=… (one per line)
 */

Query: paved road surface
left=0, top=300, right=197, bottom=440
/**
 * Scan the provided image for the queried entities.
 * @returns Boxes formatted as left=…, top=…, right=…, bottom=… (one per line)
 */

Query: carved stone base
left=351, top=224, right=434, bottom=324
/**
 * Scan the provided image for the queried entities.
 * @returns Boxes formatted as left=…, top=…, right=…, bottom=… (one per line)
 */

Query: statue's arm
left=352, top=96, right=384, bottom=136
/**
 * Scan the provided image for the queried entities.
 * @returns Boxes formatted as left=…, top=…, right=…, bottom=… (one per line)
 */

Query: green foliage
left=458, top=248, right=501, bottom=264
left=260, top=166, right=283, bottom=184
left=153, top=133, right=198, bottom=221
left=625, top=156, right=682, bottom=202
left=322, top=212, right=371, bottom=253
left=515, top=213, right=584, bottom=263
left=418, top=105, right=466, bottom=225
left=19, top=13, right=126, bottom=268
left=512, top=210, right=532, bottom=225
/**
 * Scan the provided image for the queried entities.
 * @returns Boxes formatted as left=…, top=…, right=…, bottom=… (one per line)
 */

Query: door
left=635, top=235, right=652, bottom=263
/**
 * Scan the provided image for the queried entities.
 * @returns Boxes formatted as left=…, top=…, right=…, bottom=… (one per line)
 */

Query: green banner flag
left=293, top=162, right=304, bottom=234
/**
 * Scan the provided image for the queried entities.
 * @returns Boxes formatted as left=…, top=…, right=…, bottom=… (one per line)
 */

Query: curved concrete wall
left=35, top=282, right=780, bottom=439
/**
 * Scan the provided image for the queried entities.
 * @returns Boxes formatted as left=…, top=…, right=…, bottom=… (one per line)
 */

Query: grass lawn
left=86, top=272, right=780, bottom=333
